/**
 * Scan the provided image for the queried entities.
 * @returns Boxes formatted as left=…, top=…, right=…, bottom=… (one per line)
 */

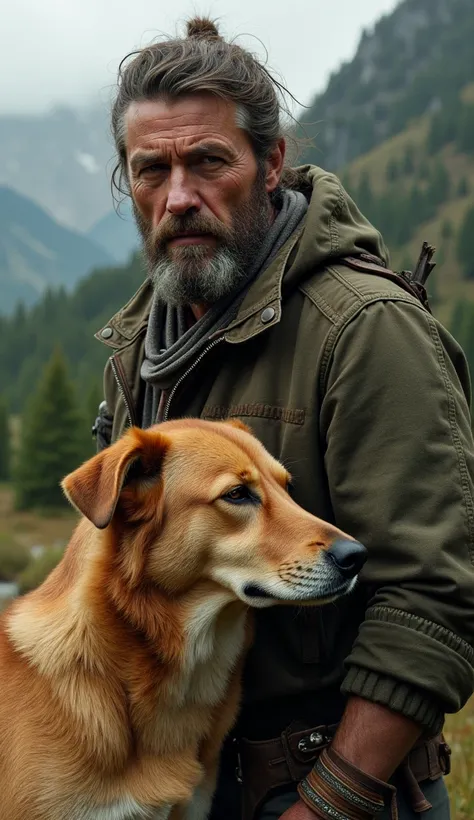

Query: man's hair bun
left=186, top=17, right=221, bottom=39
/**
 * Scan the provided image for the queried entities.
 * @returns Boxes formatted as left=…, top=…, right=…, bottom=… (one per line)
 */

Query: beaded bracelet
left=297, top=746, right=397, bottom=820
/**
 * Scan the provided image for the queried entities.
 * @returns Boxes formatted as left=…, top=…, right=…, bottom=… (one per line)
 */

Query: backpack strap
left=340, top=242, right=436, bottom=314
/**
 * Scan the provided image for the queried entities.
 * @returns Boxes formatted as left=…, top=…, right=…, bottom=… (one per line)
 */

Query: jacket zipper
left=110, top=354, right=137, bottom=427
left=163, top=337, right=224, bottom=422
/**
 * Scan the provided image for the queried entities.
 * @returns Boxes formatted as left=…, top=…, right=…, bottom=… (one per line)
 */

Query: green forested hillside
left=299, top=0, right=474, bottom=171
left=337, top=79, right=474, bottom=377
left=295, top=0, right=474, bottom=363
left=0, top=254, right=145, bottom=413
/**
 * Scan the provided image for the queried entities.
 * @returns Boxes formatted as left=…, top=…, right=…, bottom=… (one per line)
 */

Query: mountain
left=293, top=0, right=474, bottom=373
left=339, top=82, right=474, bottom=328
left=0, top=186, right=114, bottom=314
left=0, top=104, right=113, bottom=232
left=87, top=200, right=139, bottom=263
left=299, top=0, right=473, bottom=171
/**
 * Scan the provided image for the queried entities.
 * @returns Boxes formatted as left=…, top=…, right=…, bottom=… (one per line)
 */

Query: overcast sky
left=1, top=0, right=399, bottom=115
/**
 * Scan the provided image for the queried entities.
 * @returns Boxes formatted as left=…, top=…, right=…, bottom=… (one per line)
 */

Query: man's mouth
left=168, top=233, right=216, bottom=247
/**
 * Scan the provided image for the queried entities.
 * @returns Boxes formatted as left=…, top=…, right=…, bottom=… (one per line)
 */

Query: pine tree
left=457, top=105, right=474, bottom=155
left=417, top=159, right=430, bottom=182
left=403, top=143, right=416, bottom=176
left=0, top=398, right=10, bottom=482
left=457, top=176, right=470, bottom=198
left=435, top=245, right=446, bottom=267
left=441, top=219, right=454, bottom=241
left=427, top=161, right=451, bottom=208
left=386, top=158, right=400, bottom=183
left=426, top=99, right=462, bottom=156
left=456, top=207, right=474, bottom=280
left=356, top=171, right=375, bottom=218
left=426, top=114, right=444, bottom=156
left=426, top=270, right=439, bottom=307
left=13, top=348, right=84, bottom=510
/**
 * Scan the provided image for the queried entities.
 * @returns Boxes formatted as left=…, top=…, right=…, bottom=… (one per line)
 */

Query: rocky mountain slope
left=0, top=186, right=113, bottom=313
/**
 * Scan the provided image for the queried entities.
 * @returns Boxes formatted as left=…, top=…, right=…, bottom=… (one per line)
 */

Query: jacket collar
left=95, top=222, right=305, bottom=351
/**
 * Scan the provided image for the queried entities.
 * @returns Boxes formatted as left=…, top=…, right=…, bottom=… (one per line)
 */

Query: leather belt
left=235, top=723, right=451, bottom=820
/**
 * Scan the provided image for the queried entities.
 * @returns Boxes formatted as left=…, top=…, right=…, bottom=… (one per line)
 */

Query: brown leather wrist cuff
left=297, top=746, right=397, bottom=819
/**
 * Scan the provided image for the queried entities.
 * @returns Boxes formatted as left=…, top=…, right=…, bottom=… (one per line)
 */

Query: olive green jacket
left=96, top=166, right=474, bottom=736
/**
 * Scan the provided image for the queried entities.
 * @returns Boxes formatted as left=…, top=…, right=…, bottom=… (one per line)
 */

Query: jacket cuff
left=341, top=667, right=444, bottom=736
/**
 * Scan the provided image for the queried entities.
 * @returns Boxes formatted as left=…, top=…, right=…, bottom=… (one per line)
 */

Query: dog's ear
left=61, top=428, right=168, bottom=529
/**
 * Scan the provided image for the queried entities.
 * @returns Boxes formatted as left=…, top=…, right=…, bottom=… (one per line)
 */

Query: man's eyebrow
left=129, top=142, right=233, bottom=171
left=129, top=150, right=163, bottom=172
left=186, top=142, right=233, bottom=158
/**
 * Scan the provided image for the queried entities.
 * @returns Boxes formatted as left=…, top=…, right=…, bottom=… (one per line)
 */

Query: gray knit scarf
left=141, top=188, right=308, bottom=428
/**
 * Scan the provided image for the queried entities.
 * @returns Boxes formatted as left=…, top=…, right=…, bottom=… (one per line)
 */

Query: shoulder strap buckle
left=341, top=241, right=436, bottom=314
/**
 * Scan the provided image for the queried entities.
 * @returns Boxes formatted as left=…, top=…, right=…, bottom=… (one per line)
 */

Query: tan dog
left=0, top=419, right=366, bottom=820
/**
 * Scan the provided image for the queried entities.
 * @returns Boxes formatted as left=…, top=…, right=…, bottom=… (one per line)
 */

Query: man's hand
left=279, top=799, right=316, bottom=819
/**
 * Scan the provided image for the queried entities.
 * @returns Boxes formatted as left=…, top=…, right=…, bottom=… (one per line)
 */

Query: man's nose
left=166, top=168, right=201, bottom=215
left=326, top=539, right=367, bottom=579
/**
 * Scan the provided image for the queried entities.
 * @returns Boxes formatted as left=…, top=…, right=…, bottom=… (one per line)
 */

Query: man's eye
left=221, top=486, right=258, bottom=504
left=143, top=163, right=167, bottom=174
left=201, top=156, right=224, bottom=166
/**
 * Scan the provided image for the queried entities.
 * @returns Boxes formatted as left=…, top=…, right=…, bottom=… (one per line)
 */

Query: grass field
left=444, top=703, right=474, bottom=818
left=0, top=485, right=472, bottom=814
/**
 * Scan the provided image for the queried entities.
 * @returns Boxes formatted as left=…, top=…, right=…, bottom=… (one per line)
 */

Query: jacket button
left=101, top=326, right=113, bottom=339
left=261, top=307, right=276, bottom=324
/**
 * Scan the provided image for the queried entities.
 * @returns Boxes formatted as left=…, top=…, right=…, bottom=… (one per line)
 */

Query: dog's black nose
left=326, top=539, right=367, bottom=579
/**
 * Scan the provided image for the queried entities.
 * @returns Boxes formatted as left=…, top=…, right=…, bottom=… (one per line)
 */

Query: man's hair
left=111, top=17, right=300, bottom=200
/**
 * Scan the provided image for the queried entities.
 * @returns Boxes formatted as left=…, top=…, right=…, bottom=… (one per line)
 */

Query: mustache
left=146, top=213, right=231, bottom=249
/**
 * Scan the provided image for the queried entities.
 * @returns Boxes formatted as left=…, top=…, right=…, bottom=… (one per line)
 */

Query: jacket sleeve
left=320, top=298, right=474, bottom=735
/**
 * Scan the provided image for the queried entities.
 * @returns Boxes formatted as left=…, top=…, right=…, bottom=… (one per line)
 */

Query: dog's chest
left=180, top=598, right=247, bottom=706
left=83, top=800, right=170, bottom=820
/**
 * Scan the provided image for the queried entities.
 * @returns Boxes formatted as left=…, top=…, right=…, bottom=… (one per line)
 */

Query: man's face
left=125, top=94, right=283, bottom=306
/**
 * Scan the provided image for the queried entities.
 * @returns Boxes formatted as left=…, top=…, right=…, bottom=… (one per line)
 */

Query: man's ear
left=61, top=428, right=168, bottom=529
left=265, top=137, right=286, bottom=194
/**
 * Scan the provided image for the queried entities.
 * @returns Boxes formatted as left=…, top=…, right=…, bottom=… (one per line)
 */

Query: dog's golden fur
left=0, top=419, right=356, bottom=819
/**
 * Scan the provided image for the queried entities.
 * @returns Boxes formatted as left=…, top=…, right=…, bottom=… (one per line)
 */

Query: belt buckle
left=297, top=730, right=327, bottom=754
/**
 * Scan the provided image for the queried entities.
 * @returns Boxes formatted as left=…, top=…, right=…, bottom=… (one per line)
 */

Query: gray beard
left=148, top=243, right=246, bottom=306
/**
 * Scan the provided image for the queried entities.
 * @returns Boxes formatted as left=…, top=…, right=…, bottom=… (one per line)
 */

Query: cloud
left=0, top=0, right=398, bottom=114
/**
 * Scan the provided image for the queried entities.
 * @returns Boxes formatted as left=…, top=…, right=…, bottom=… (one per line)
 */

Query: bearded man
left=93, top=17, right=474, bottom=820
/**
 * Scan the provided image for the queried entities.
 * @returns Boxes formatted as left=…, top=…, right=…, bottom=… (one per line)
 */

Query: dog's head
left=62, top=419, right=366, bottom=607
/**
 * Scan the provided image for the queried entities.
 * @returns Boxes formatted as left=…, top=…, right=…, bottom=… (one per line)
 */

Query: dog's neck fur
left=6, top=518, right=248, bottom=771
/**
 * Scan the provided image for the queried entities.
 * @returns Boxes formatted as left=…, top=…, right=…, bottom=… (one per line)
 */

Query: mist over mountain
left=0, top=104, right=114, bottom=233
left=0, top=186, right=113, bottom=314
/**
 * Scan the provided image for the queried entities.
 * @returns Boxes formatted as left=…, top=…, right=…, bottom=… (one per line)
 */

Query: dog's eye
left=222, top=486, right=258, bottom=505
